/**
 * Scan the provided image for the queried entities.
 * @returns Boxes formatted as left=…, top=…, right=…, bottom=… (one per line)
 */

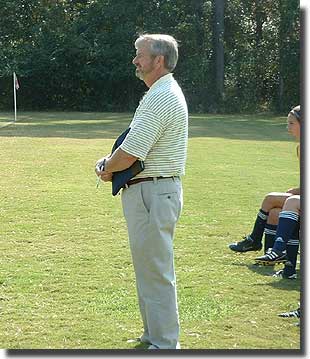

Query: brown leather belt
left=126, top=176, right=175, bottom=187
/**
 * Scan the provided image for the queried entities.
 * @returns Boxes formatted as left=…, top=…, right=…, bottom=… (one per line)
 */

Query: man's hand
left=95, top=156, right=113, bottom=182
left=95, top=148, right=137, bottom=184
left=99, top=171, right=113, bottom=182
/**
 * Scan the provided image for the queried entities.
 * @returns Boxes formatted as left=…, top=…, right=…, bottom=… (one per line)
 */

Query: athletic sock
left=273, top=211, right=300, bottom=252
left=249, top=209, right=269, bottom=244
left=286, top=223, right=300, bottom=270
left=263, top=224, right=277, bottom=252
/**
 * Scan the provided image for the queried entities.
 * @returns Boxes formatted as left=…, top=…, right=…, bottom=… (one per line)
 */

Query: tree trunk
left=253, top=0, right=266, bottom=104
left=214, top=0, right=225, bottom=102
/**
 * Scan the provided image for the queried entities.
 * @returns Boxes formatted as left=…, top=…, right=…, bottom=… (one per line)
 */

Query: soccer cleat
left=255, top=248, right=287, bottom=265
left=273, top=269, right=297, bottom=279
left=278, top=307, right=300, bottom=318
left=273, top=261, right=297, bottom=279
left=229, top=236, right=262, bottom=252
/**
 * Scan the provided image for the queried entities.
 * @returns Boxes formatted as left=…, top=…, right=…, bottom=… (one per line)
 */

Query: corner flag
left=15, top=73, right=20, bottom=90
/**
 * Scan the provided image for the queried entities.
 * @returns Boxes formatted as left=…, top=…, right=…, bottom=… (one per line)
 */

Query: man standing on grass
left=95, top=34, right=188, bottom=349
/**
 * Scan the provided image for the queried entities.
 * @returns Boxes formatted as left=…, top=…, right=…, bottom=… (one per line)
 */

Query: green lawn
left=0, top=112, right=300, bottom=350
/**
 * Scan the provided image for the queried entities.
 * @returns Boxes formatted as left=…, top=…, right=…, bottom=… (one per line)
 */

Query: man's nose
left=132, top=56, right=138, bottom=65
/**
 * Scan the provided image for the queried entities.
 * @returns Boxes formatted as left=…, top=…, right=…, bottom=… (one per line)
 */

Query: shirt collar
left=149, top=73, right=173, bottom=91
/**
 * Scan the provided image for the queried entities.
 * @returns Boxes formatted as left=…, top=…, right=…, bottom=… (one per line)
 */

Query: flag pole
left=13, top=72, right=17, bottom=122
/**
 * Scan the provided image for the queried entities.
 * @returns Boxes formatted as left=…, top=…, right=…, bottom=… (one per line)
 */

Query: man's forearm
left=105, top=148, right=138, bottom=173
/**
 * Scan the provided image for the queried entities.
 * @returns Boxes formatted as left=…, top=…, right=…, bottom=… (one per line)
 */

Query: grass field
left=0, top=112, right=301, bottom=350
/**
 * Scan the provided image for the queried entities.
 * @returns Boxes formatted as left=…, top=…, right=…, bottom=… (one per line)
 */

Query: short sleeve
left=120, top=109, right=164, bottom=160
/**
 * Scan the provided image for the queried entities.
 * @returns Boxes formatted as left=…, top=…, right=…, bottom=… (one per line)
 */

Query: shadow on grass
left=248, top=264, right=301, bottom=291
left=229, top=261, right=278, bottom=277
left=252, top=279, right=300, bottom=292
left=0, top=112, right=132, bottom=140
left=0, top=111, right=294, bottom=141
left=229, top=261, right=300, bottom=290
left=265, top=271, right=301, bottom=291
left=247, top=263, right=278, bottom=277
left=133, top=342, right=149, bottom=350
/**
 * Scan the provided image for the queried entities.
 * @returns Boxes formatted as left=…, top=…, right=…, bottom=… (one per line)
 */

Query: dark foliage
left=0, top=0, right=300, bottom=113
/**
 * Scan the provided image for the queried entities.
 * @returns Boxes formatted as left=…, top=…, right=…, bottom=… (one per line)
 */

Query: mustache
left=135, top=68, right=143, bottom=79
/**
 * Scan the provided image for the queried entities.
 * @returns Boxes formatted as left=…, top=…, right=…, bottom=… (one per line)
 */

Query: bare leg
left=229, top=192, right=293, bottom=253
left=255, top=195, right=301, bottom=269
left=261, top=192, right=293, bottom=212
left=266, top=207, right=282, bottom=225
left=282, top=195, right=300, bottom=214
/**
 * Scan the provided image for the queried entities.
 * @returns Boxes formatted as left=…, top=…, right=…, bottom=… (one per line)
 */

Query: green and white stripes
left=120, top=73, right=188, bottom=178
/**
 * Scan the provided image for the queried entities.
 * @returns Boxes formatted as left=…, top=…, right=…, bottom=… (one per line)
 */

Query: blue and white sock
left=264, top=224, right=277, bottom=252
left=286, top=224, right=300, bottom=269
left=273, top=211, right=300, bottom=252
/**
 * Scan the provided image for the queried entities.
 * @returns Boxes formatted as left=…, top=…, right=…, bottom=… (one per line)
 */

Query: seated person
left=255, top=195, right=300, bottom=279
left=229, top=105, right=301, bottom=254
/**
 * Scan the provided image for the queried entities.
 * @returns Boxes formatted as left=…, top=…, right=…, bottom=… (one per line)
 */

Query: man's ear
left=155, top=55, right=165, bottom=69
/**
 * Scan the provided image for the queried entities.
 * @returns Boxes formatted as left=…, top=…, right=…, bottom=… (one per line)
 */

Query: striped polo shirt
left=120, top=73, right=188, bottom=178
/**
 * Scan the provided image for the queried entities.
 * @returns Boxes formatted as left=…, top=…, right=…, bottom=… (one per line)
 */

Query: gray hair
left=135, top=34, right=179, bottom=72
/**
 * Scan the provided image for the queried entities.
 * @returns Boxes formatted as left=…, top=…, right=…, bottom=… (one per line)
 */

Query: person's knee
left=262, top=192, right=279, bottom=209
left=267, top=208, right=281, bottom=225
left=283, top=195, right=300, bottom=212
left=261, top=192, right=290, bottom=211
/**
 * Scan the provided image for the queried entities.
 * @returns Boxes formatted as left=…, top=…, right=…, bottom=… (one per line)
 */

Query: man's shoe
left=148, top=343, right=181, bottom=349
left=273, top=261, right=297, bottom=279
left=127, top=336, right=151, bottom=345
left=139, top=335, right=151, bottom=344
left=278, top=307, right=300, bottom=318
left=148, top=345, right=159, bottom=349
left=229, top=236, right=262, bottom=252
left=255, top=248, right=287, bottom=265
left=273, top=269, right=297, bottom=279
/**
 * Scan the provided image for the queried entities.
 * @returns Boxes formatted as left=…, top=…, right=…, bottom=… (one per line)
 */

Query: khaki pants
left=121, top=177, right=183, bottom=349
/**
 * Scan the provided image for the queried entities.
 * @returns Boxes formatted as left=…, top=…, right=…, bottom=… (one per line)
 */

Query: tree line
left=0, top=0, right=300, bottom=113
